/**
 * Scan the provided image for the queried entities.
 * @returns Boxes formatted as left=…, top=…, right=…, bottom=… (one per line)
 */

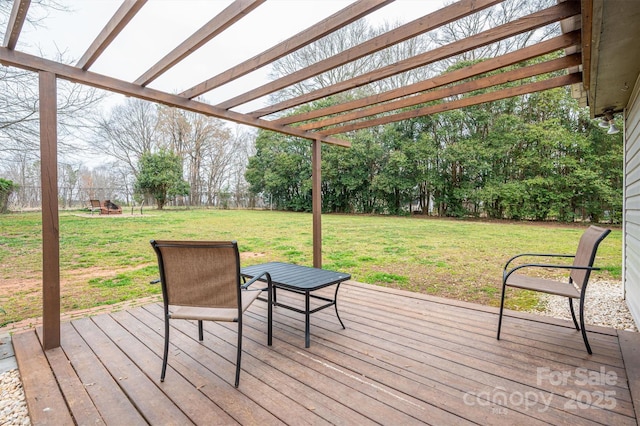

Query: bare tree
left=269, top=19, right=380, bottom=101
left=0, top=0, right=104, bottom=196
left=91, top=98, right=159, bottom=177
left=428, top=0, right=558, bottom=71
left=156, top=105, right=236, bottom=206
left=269, top=18, right=434, bottom=104
left=203, top=122, right=236, bottom=206
left=369, top=20, right=434, bottom=93
left=58, top=162, right=81, bottom=208
left=229, top=125, right=255, bottom=207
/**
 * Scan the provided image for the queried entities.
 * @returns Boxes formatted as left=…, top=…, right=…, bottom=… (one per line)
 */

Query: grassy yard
left=0, top=209, right=622, bottom=327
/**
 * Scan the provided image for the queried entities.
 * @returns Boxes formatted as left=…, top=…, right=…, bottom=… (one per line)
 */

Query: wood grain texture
left=12, top=281, right=637, bottom=425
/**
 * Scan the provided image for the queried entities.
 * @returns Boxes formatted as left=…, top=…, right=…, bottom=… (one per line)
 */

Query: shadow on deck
left=12, top=281, right=640, bottom=425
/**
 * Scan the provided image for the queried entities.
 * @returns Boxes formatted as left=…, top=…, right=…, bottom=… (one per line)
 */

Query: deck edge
left=619, top=329, right=640, bottom=425
left=12, top=330, right=74, bottom=425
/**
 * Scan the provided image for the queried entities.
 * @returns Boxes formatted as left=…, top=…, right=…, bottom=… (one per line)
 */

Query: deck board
left=35, top=328, right=106, bottom=426
left=12, top=331, right=74, bottom=425
left=12, top=281, right=639, bottom=425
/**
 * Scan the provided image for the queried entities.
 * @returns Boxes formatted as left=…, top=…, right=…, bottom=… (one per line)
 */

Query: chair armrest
left=504, top=253, right=574, bottom=271
left=504, top=263, right=600, bottom=282
left=242, top=271, right=272, bottom=292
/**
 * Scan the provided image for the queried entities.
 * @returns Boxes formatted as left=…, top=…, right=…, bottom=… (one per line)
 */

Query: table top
left=241, top=262, right=350, bottom=291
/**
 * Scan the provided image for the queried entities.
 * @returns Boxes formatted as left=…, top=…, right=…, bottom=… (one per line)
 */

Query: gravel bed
left=0, top=369, right=29, bottom=426
left=529, top=280, right=638, bottom=332
left=0, top=282, right=635, bottom=425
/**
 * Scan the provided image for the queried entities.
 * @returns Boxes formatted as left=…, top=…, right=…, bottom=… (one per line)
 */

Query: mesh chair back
left=570, top=226, right=611, bottom=290
left=152, top=240, right=240, bottom=309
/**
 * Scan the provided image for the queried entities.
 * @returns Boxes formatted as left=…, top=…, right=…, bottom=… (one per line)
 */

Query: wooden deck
left=12, top=281, right=640, bottom=425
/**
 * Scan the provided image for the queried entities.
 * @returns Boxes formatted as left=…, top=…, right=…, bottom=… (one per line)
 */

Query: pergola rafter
left=134, top=0, right=266, bottom=86
left=2, top=0, right=30, bottom=49
left=215, top=0, right=505, bottom=110
left=300, top=54, right=581, bottom=132
left=251, top=1, right=580, bottom=121
left=318, top=72, right=582, bottom=135
left=273, top=31, right=581, bottom=128
left=180, top=0, right=394, bottom=99
left=0, top=0, right=586, bottom=349
left=76, top=0, right=147, bottom=70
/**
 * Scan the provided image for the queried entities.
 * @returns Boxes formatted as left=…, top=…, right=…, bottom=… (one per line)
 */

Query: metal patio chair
left=497, top=225, right=611, bottom=354
left=150, top=240, right=272, bottom=387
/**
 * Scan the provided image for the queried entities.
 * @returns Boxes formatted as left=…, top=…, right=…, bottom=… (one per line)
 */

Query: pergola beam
left=580, top=0, right=594, bottom=91
left=318, top=72, right=582, bottom=136
left=251, top=1, right=580, bottom=118
left=76, top=0, right=147, bottom=70
left=301, top=54, right=581, bottom=131
left=39, top=71, right=60, bottom=350
left=3, top=0, right=31, bottom=50
left=215, top=0, right=504, bottom=110
left=135, top=0, right=265, bottom=87
left=312, top=138, right=322, bottom=268
left=181, top=0, right=394, bottom=99
left=0, top=47, right=350, bottom=147
left=273, top=31, right=581, bottom=126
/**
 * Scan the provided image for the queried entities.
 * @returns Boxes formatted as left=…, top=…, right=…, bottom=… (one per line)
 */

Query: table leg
left=305, top=291, right=311, bottom=348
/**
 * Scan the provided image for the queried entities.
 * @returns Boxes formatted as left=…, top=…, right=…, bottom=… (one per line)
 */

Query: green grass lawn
left=0, top=209, right=622, bottom=327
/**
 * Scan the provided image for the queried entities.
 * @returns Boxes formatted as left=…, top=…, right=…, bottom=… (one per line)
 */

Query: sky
left=16, top=0, right=447, bottom=113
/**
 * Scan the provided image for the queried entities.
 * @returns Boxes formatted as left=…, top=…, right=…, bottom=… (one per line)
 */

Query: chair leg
left=568, top=298, right=580, bottom=330
left=161, top=316, right=170, bottom=382
left=267, top=285, right=273, bottom=346
left=235, top=320, right=242, bottom=388
left=497, top=281, right=507, bottom=340
left=198, top=320, right=204, bottom=341
left=579, top=294, right=592, bottom=355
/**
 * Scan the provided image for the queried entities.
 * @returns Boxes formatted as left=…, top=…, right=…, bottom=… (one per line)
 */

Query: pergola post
left=39, top=71, right=60, bottom=349
left=312, top=138, right=322, bottom=268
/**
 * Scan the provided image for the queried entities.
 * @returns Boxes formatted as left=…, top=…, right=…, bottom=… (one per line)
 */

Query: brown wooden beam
left=215, top=0, right=504, bottom=110
left=253, top=1, right=580, bottom=118
left=273, top=31, right=581, bottom=125
left=302, top=54, right=581, bottom=131
left=580, top=0, right=593, bottom=91
left=312, top=138, right=322, bottom=268
left=3, top=0, right=31, bottom=50
left=39, top=71, right=60, bottom=350
left=181, top=0, right=393, bottom=99
left=76, top=0, right=147, bottom=70
left=135, top=0, right=265, bottom=86
left=0, top=47, right=350, bottom=147
left=318, top=72, right=581, bottom=136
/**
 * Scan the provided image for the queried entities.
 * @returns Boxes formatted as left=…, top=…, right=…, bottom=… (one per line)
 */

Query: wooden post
left=39, top=71, right=60, bottom=349
left=312, top=138, right=322, bottom=268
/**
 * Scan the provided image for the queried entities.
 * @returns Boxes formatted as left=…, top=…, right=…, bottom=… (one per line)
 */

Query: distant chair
left=150, top=240, right=273, bottom=387
left=497, top=225, right=611, bottom=354
left=88, top=199, right=101, bottom=215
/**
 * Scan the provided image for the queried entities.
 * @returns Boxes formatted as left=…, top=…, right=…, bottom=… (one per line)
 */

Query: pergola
left=0, top=0, right=593, bottom=349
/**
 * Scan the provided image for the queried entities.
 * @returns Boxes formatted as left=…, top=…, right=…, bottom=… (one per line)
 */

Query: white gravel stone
left=530, top=280, right=638, bottom=332
left=0, top=368, right=30, bottom=426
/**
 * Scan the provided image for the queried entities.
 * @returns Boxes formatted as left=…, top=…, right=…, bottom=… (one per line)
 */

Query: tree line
left=246, top=84, right=622, bottom=222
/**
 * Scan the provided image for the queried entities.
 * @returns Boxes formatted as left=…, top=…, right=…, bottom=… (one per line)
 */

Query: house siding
left=624, top=74, right=640, bottom=325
